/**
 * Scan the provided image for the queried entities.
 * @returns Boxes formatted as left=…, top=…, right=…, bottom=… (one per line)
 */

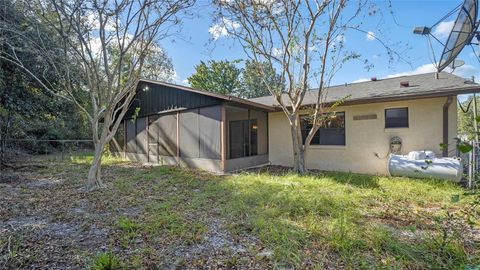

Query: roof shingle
left=249, top=72, right=480, bottom=107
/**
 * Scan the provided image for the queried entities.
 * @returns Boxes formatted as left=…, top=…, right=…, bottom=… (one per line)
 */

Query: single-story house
left=114, top=72, right=480, bottom=175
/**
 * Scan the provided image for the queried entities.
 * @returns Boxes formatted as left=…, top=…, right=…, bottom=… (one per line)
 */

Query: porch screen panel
left=158, top=113, right=177, bottom=156
left=113, top=121, right=125, bottom=152
left=126, top=119, right=136, bottom=153
left=136, top=117, right=148, bottom=154
left=199, top=106, right=221, bottom=159
left=148, top=116, right=159, bottom=156
left=179, top=109, right=200, bottom=158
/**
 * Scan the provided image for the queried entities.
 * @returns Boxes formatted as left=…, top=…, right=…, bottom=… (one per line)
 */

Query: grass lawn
left=0, top=155, right=479, bottom=269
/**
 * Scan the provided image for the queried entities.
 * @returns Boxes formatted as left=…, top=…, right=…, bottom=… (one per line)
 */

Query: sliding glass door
left=229, top=119, right=257, bottom=159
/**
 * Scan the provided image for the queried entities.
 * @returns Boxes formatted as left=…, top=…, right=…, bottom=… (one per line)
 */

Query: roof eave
left=264, top=86, right=480, bottom=111
left=336, top=86, right=480, bottom=107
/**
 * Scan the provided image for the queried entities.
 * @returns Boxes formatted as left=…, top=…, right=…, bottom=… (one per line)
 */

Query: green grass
left=214, top=171, right=474, bottom=268
left=15, top=155, right=478, bottom=268
left=105, top=163, right=475, bottom=268
left=89, top=252, right=123, bottom=270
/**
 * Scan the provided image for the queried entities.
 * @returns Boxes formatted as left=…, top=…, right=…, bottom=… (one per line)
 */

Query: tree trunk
left=290, top=116, right=307, bottom=174
left=86, top=139, right=106, bottom=190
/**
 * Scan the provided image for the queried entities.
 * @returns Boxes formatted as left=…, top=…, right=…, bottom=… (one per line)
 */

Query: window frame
left=300, top=112, right=346, bottom=146
left=384, top=107, right=409, bottom=129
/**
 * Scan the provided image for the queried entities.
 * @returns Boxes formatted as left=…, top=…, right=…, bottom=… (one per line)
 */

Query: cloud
left=272, top=47, right=284, bottom=57
left=209, top=18, right=240, bottom=40
left=88, top=37, right=103, bottom=56
left=384, top=63, right=476, bottom=79
left=352, top=63, right=478, bottom=84
left=352, top=64, right=437, bottom=83
left=353, top=64, right=436, bottom=83
left=433, top=21, right=454, bottom=39
left=451, top=64, right=476, bottom=77
left=366, top=31, right=376, bottom=41
left=384, top=64, right=437, bottom=78
left=352, top=77, right=370, bottom=83
left=86, top=13, right=115, bottom=31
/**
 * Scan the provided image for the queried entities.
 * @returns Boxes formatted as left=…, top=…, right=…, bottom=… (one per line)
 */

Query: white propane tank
left=407, top=151, right=426, bottom=160
left=388, top=153, right=462, bottom=182
left=424, top=151, right=436, bottom=159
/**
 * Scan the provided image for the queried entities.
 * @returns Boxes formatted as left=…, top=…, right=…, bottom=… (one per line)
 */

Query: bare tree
left=0, top=0, right=195, bottom=189
left=212, top=0, right=403, bottom=173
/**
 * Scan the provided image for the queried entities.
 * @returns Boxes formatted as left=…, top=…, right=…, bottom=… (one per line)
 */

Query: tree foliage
left=240, top=60, right=283, bottom=98
left=187, top=60, right=242, bottom=95
left=0, top=0, right=89, bottom=161
left=130, top=45, right=175, bottom=82
left=211, top=0, right=405, bottom=173
left=187, top=59, right=282, bottom=98
left=0, top=0, right=194, bottom=189
left=458, top=95, right=479, bottom=141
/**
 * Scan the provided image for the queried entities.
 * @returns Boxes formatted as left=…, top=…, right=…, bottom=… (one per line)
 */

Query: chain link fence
left=1, top=139, right=94, bottom=164
left=458, top=141, right=480, bottom=188
left=467, top=141, right=480, bottom=188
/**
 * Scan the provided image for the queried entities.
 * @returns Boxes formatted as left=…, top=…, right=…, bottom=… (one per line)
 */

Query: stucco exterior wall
left=268, top=97, right=458, bottom=175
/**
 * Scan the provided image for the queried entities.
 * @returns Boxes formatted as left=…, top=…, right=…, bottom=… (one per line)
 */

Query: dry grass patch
left=0, top=157, right=478, bottom=269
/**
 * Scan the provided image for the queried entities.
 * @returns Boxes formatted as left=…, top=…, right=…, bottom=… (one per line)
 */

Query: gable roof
left=249, top=72, right=480, bottom=107
left=139, top=79, right=275, bottom=111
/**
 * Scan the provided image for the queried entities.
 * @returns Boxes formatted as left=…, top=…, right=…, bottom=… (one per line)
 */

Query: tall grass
left=213, top=171, right=473, bottom=268
left=34, top=154, right=475, bottom=268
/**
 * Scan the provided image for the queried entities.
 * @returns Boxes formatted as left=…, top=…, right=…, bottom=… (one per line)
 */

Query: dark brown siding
left=124, top=81, right=223, bottom=119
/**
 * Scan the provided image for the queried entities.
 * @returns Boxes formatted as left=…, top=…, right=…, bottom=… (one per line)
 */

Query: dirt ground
left=0, top=161, right=275, bottom=269
left=0, top=159, right=479, bottom=269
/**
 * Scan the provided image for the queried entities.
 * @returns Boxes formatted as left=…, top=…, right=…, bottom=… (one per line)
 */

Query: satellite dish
left=413, top=0, right=479, bottom=74
left=438, top=0, right=478, bottom=72
left=448, top=59, right=466, bottom=69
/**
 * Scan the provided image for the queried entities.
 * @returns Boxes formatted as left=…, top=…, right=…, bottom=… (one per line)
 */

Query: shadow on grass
left=246, top=165, right=380, bottom=189
left=26, top=158, right=469, bottom=269
left=321, top=171, right=380, bottom=189
left=214, top=166, right=470, bottom=268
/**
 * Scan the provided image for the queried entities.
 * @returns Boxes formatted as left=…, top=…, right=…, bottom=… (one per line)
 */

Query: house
left=114, top=72, right=480, bottom=175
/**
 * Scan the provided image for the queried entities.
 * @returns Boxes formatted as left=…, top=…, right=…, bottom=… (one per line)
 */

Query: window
left=385, top=108, right=409, bottom=128
left=229, top=119, right=258, bottom=159
left=301, top=112, right=345, bottom=146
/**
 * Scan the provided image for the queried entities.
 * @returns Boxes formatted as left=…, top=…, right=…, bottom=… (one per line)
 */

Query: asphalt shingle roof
left=248, top=72, right=480, bottom=107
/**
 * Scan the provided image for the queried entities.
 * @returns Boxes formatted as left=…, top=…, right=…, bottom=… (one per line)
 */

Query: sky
left=160, top=0, right=479, bottom=101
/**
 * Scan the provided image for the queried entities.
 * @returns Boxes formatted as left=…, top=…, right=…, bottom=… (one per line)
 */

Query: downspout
left=442, top=96, right=453, bottom=157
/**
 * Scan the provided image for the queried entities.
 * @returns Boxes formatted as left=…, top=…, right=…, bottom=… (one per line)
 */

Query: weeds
left=116, top=217, right=140, bottom=246
left=0, top=235, right=23, bottom=269
left=219, top=170, right=475, bottom=268
left=3, top=157, right=477, bottom=269
left=89, top=252, right=122, bottom=270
